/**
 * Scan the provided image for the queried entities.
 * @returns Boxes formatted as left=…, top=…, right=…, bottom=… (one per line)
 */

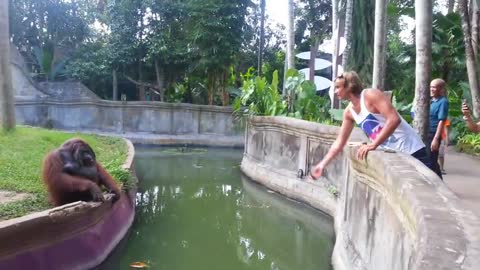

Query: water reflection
left=100, top=147, right=334, bottom=270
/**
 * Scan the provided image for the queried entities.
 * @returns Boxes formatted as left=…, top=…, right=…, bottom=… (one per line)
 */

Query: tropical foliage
left=5, top=0, right=480, bottom=152
left=234, top=69, right=331, bottom=123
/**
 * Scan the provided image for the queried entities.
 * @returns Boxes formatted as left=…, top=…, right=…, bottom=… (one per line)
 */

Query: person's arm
left=466, top=117, right=480, bottom=133
left=357, top=89, right=401, bottom=159
left=432, top=99, right=449, bottom=151
left=310, top=109, right=355, bottom=180
left=445, top=125, right=449, bottom=146
left=462, top=103, right=480, bottom=133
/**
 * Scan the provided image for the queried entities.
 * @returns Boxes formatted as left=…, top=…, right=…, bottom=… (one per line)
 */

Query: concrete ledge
left=0, top=139, right=137, bottom=270
left=15, top=99, right=243, bottom=138
left=242, top=116, right=480, bottom=270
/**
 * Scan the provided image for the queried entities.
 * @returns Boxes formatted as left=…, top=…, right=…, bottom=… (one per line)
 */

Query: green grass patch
left=0, top=126, right=128, bottom=219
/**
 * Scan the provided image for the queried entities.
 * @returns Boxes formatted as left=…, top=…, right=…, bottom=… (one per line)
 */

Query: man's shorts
left=439, top=139, right=447, bottom=158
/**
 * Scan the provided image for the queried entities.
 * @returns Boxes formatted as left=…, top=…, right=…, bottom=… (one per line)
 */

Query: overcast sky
left=266, top=0, right=449, bottom=46
left=266, top=0, right=288, bottom=27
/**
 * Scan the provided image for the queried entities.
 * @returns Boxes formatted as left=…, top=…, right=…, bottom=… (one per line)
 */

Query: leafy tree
left=146, top=0, right=190, bottom=101
left=346, top=0, right=375, bottom=85
left=297, top=0, right=332, bottom=81
left=65, top=39, right=113, bottom=99
left=187, top=0, right=251, bottom=105
left=9, top=0, right=94, bottom=81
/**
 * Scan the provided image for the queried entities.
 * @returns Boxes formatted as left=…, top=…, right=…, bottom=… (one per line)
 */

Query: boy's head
left=335, top=71, right=363, bottom=95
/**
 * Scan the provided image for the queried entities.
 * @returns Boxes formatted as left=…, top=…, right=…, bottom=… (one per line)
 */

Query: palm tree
left=413, top=0, right=432, bottom=142
left=372, top=0, right=388, bottom=90
left=0, top=0, right=16, bottom=131
left=284, top=0, right=295, bottom=96
left=258, top=0, right=266, bottom=76
left=459, top=0, right=480, bottom=117
left=342, top=0, right=354, bottom=69
left=287, top=0, right=295, bottom=70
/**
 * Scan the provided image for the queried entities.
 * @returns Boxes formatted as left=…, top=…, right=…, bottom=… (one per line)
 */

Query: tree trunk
left=472, top=1, right=479, bottom=58
left=138, top=62, right=145, bottom=101
left=112, top=69, right=118, bottom=101
left=448, top=0, right=455, bottom=13
left=0, top=0, right=16, bottom=131
left=309, top=38, right=320, bottom=81
left=372, top=0, right=388, bottom=90
left=459, top=0, right=480, bottom=118
left=413, top=0, right=433, bottom=142
left=283, top=0, right=295, bottom=96
left=222, top=70, right=229, bottom=106
left=286, top=0, right=295, bottom=70
left=342, top=0, right=354, bottom=69
left=258, top=0, right=266, bottom=76
left=154, top=58, right=165, bottom=101
left=331, top=16, right=344, bottom=109
left=332, top=0, right=338, bottom=37
left=208, top=73, right=215, bottom=105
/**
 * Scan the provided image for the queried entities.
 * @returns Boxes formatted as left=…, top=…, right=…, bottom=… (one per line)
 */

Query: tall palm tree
left=413, top=0, right=432, bottom=142
left=287, top=0, right=295, bottom=70
left=372, top=0, right=388, bottom=90
left=0, top=0, right=16, bottom=131
left=342, top=0, right=354, bottom=70
left=258, top=0, right=266, bottom=76
left=284, top=0, right=295, bottom=96
left=471, top=0, right=479, bottom=57
left=459, top=0, right=480, bottom=117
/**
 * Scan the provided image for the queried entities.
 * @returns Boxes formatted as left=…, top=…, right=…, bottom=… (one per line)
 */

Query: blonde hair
left=336, top=71, right=363, bottom=95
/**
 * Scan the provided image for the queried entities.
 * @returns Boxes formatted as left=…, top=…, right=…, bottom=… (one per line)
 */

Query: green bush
left=233, top=68, right=332, bottom=123
left=456, top=133, right=480, bottom=156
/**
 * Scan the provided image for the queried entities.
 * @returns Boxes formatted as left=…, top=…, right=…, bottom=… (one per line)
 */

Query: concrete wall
left=15, top=99, right=242, bottom=139
left=241, top=116, right=480, bottom=270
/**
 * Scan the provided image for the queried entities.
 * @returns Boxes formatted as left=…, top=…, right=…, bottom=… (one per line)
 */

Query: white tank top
left=349, top=90, right=425, bottom=154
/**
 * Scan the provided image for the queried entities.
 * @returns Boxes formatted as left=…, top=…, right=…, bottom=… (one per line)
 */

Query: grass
left=0, top=126, right=128, bottom=219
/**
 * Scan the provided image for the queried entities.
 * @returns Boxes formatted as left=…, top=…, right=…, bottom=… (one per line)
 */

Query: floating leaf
left=129, top=261, right=149, bottom=269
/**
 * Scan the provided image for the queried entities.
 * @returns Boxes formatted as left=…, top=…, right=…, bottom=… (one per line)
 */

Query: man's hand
left=357, top=144, right=377, bottom=160
left=431, top=138, right=440, bottom=152
left=310, top=163, right=325, bottom=180
left=462, top=102, right=472, bottom=119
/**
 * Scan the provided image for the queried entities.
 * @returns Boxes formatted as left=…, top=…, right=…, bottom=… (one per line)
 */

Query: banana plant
left=33, top=43, right=69, bottom=81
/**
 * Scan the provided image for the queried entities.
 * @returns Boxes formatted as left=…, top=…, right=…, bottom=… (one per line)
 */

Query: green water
left=100, top=146, right=334, bottom=270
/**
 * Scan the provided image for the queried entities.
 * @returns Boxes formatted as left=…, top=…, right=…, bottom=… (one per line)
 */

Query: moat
left=100, top=146, right=334, bottom=270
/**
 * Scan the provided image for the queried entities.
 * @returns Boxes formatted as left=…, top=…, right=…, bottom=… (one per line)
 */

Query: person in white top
left=310, top=71, right=431, bottom=180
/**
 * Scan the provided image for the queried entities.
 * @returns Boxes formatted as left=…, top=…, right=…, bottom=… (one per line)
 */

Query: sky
left=266, top=0, right=288, bottom=28
left=266, top=0, right=449, bottom=45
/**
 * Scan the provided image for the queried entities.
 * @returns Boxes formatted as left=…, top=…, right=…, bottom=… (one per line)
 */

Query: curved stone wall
left=241, top=116, right=480, bottom=270
left=15, top=98, right=244, bottom=147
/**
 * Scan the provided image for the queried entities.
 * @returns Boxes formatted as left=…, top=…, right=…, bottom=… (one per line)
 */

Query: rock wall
left=241, top=116, right=480, bottom=270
